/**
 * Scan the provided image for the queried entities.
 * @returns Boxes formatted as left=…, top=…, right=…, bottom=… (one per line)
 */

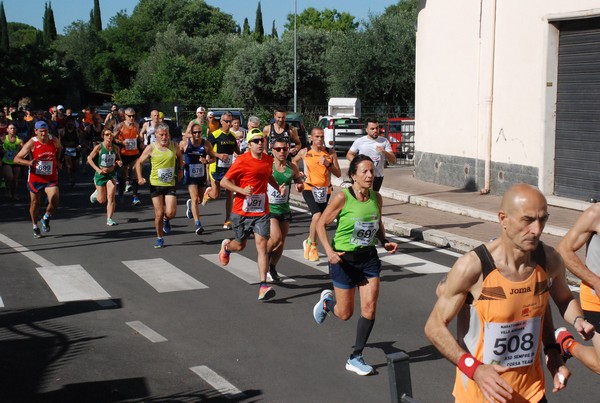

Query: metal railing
left=387, top=352, right=419, bottom=403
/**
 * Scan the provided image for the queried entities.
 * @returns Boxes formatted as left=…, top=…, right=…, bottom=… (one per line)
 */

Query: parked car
left=269, top=112, right=308, bottom=148
left=316, top=115, right=363, bottom=154
left=208, top=108, right=246, bottom=128
left=385, top=117, right=415, bottom=159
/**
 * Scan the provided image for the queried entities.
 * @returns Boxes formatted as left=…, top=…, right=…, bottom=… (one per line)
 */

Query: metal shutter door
left=555, top=17, right=600, bottom=201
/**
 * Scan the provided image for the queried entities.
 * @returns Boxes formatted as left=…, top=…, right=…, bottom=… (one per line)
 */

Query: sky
left=3, top=0, right=398, bottom=34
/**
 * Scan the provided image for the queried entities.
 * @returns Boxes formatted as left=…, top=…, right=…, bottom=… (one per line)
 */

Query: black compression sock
left=352, top=316, right=375, bottom=356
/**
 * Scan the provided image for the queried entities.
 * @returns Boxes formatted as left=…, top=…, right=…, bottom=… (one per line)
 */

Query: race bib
left=243, top=193, right=266, bottom=213
left=157, top=167, right=174, bottom=183
left=311, top=186, right=328, bottom=204
left=65, top=147, right=77, bottom=157
left=101, top=153, right=116, bottom=167
left=371, top=153, right=382, bottom=166
left=35, top=160, right=54, bottom=176
left=124, top=138, right=137, bottom=151
left=189, top=163, right=205, bottom=178
left=350, top=220, right=379, bottom=246
left=217, top=155, right=232, bottom=168
left=483, top=316, right=541, bottom=368
left=268, top=183, right=288, bottom=205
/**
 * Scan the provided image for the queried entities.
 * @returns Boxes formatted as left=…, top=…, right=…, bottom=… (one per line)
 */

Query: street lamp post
left=293, top=0, right=297, bottom=112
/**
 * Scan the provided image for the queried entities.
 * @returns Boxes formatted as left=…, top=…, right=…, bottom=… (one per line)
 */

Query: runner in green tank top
left=87, top=129, right=123, bottom=226
left=2, top=124, right=23, bottom=200
left=136, top=123, right=183, bottom=248
left=267, top=138, right=304, bottom=281
left=312, top=155, right=398, bottom=376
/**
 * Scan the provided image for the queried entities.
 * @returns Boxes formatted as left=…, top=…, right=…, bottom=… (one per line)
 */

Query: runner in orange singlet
left=114, top=107, right=142, bottom=205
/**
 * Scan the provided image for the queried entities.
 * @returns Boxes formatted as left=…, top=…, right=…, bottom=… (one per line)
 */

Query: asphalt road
left=0, top=170, right=596, bottom=403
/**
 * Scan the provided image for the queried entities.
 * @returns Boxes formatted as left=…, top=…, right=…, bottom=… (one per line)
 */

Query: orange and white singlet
left=454, top=244, right=550, bottom=403
left=118, top=125, right=140, bottom=157
left=303, top=147, right=333, bottom=203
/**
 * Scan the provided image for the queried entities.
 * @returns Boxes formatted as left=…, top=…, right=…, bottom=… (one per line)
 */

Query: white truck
left=327, top=97, right=361, bottom=118
left=318, top=98, right=363, bottom=153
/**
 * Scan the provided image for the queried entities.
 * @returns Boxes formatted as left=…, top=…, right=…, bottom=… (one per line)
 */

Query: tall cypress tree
left=254, top=1, right=264, bottom=42
left=47, top=2, right=57, bottom=40
left=93, top=0, right=102, bottom=31
left=43, top=2, right=49, bottom=44
left=270, top=20, right=278, bottom=39
left=0, top=1, right=9, bottom=52
left=242, top=18, right=250, bottom=36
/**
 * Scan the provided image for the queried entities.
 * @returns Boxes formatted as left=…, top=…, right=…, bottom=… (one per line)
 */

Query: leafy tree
left=92, top=0, right=102, bottom=31
left=284, top=8, right=358, bottom=32
left=254, top=1, right=264, bottom=42
left=0, top=1, right=8, bottom=51
left=7, top=22, right=38, bottom=48
left=270, top=20, right=278, bottom=39
left=242, top=18, right=250, bottom=36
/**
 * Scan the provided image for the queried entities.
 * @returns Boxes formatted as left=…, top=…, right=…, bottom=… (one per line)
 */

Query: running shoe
left=303, top=239, right=311, bottom=260
left=186, top=199, right=193, bottom=219
left=195, top=221, right=204, bottom=235
left=313, top=289, right=333, bottom=324
left=132, top=196, right=141, bottom=206
left=90, top=189, right=98, bottom=204
left=258, top=284, right=276, bottom=301
left=40, top=216, right=50, bottom=233
left=219, top=239, right=231, bottom=266
left=202, top=187, right=212, bottom=206
left=106, top=218, right=118, bottom=226
left=555, top=327, right=575, bottom=360
left=345, top=354, right=374, bottom=376
left=269, top=266, right=282, bottom=282
left=308, top=245, right=319, bottom=262
left=163, top=218, right=171, bottom=234
left=223, top=220, right=232, bottom=230
left=125, top=183, right=132, bottom=193
left=33, top=227, right=42, bottom=239
left=154, top=238, right=164, bottom=249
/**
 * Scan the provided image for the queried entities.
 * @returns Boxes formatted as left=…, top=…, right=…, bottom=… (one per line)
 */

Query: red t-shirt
left=225, top=151, right=274, bottom=216
left=29, top=136, right=59, bottom=183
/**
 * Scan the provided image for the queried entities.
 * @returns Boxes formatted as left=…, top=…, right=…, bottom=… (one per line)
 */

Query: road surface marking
left=282, top=249, right=329, bottom=274
left=200, top=254, right=295, bottom=284
left=0, top=232, right=55, bottom=267
left=126, top=321, right=167, bottom=343
left=36, top=265, right=112, bottom=302
left=190, top=365, right=245, bottom=399
left=378, top=248, right=451, bottom=274
left=122, top=258, right=208, bottom=293
left=0, top=296, right=3, bottom=308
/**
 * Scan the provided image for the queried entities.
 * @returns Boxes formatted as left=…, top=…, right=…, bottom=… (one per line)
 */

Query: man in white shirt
left=346, top=118, right=396, bottom=191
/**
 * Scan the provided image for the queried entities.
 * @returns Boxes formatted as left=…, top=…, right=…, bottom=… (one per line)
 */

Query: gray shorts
left=231, top=212, right=271, bottom=242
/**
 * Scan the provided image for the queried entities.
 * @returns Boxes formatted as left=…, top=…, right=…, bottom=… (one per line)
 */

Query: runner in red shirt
left=14, top=121, right=62, bottom=239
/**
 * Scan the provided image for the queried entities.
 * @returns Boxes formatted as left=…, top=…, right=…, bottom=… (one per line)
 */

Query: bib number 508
left=493, top=333, right=534, bottom=355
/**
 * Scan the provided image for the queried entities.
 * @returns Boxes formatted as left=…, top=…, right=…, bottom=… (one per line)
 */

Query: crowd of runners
left=2, top=103, right=600, bottom=395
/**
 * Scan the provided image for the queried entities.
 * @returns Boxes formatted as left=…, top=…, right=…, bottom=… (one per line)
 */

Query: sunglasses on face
left=222, top=120, right=232, bottom=123
left=250, top=138, right=264, bottom=144
left=192, top=130, right=202, bottom=134
left=272, top=147, right=289, bottom=152
left=126, top=114, right=135, bottom=118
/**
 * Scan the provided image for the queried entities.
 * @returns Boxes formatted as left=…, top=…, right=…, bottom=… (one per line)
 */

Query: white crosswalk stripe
left=200, top=253, right=295, bottom=284
left=36, top=265, right=112, bottom=302
left=378, top=247, right=451, bottom=274
left=190, top=365, right=245, bottom=400
left=282, top=249, right=329, bottom=273
left=122, top=258, right=208, bottom=293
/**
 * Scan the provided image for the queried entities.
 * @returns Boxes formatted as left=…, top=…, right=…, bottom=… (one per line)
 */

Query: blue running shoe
left=154, top=238, right=164, bottom=249
left=132, top=196, right=141, bottom=206
left=163, top=218, right=171, bottom=234
left=40, top=216, right=50, bottom=233
left=33, top=227, right=42, bottom=239
left=345, top=354, right=374, bottom=376
left=186, top=199, right=193, bottom=219
left=313, top=289, right=333, bottom=324
left=195, top=221, right=204, bottom=235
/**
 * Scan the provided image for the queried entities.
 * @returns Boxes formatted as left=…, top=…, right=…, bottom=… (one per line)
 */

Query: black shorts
left=373, top=176, right=384, bottom=192
left=121, top=154, right=139, bottom=166
left=270, top=211, right=293, bottom=222
left=183, top=174, right=207, bottom=188
left=302, top=189, right=330, bottom=214
left=583, top=310, right=600, bottom=333
left=150, top=185, right=177, bottom=198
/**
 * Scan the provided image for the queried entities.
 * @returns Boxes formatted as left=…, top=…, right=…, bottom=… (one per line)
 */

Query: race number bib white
left=483, top=316, right=541, bottom=368
left=243, top=193, right=266, bottom=213
left=35, top=160, right=53, bottom=176
left=268, top=183, right=288, bottom=205
left=189, top=163, right=205, bottom=178
left=124, top=138, right=137, bottom=151
left=157, top=167, right=174, bottom=183
left=65, top=147, right=77, bottom=157
left=100, top=153, right=116, bottom=167
left=350, top=220, right=379, bottom=246
left=311, top=186, right=328, bottom=204
left=371, top=153, right=382, bottom=167
left=217, top=155, right=232, bottom=168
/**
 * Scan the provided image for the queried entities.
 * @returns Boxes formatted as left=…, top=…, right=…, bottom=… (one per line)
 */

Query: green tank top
left=2, top=136, right=22, bottom=164
left=269, top=162, right=293, bottom=215
left=150, top=142, right=177, bottom=186
left=97, top=142, right=116, bottom=168
left=332, top=189, right=380, bottom=252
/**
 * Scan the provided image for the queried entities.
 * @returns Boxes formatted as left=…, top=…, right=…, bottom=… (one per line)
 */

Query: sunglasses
left=192, top=130, right=202, bottom=134
left=249, top=138, right=264, bottom=144
left=126, top=114, right=135, bottom=118
left=272, top=147, right=289, bottom=152
left=222, top=120, right=232, bottom=123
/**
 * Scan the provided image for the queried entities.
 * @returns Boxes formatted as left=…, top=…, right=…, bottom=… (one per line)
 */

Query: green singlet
left=149, top=142, right=177, bottom=186
left=332, top=189, right=380, bottom=253
left=268, top=162, right=293, bottom=215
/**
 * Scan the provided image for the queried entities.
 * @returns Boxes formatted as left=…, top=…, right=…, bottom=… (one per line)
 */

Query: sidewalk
left=291, top=160, right=591, bottom=254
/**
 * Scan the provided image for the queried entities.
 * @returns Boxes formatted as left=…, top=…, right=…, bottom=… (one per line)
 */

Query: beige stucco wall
left=415, top=0, right=600, bottom=193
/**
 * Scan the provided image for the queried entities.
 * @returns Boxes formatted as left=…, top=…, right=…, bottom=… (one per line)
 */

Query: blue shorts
left=27, top=181, right=58, bottom=194
left=231, top=212, right=271, bottom=242
left=329, top=247, right=381, bottom=289
left=210, top=170, right=227, bottom=182
left=183, top=174, right=207, bottom=187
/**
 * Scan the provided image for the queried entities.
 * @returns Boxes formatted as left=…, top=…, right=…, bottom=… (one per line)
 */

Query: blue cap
left=35, top=121, right=49, bottom=130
